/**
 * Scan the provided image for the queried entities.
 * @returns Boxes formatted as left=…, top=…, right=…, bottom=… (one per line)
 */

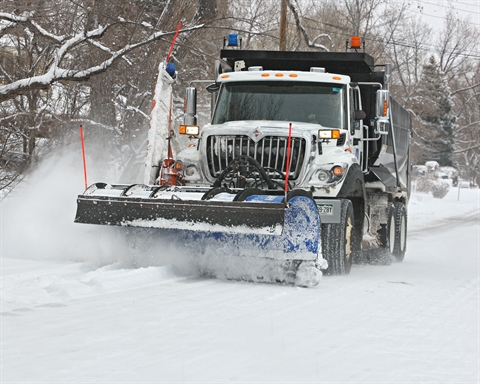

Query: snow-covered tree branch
left=0, top=10, right=204, bottom=103
left=284, top=0, right=331, bottom=51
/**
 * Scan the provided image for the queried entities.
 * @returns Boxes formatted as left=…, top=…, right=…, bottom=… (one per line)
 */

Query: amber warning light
left=350, top=36, right=361, bottom=49
left=179, top=125, right=200, bottom=136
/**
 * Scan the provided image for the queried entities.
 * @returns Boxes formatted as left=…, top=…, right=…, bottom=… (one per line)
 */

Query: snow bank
left=409, top=186, right=479, bottom=233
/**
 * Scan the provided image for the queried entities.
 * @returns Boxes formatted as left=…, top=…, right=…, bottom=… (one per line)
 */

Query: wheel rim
left=389, top=215, right=395, bottom=253
left=345, top=216, right=353, bottom=261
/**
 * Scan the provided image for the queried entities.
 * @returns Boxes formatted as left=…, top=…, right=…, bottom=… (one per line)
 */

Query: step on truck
left=75, top=35, right=412, bottom=287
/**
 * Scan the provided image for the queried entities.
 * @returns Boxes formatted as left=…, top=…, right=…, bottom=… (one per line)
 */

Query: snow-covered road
left=1, top=159, right=479, bottom=383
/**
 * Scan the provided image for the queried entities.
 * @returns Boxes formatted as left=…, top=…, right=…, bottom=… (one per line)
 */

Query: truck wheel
left=321, top=199, right=355, bottom=275
left=388, top=202, right=407, bottom=262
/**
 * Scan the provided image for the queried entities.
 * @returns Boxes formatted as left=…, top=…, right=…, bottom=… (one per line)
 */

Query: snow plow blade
left=74, top=183, right=323, bottom=286
left=75, top=193, right=284, bottom=235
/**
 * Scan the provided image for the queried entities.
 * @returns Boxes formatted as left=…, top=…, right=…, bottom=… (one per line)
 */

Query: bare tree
left=451, top=59, right=480, bottom=184
left=386, top=16, right=432, bottom=106
left=436, top=10, right=477, bottom=77
left=0, top=4, right=204, bottom=103
left=0, top=0, right=209, bottom=192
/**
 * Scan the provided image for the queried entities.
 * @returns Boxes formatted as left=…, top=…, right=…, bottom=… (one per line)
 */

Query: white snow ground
left=1, top=154, right=479, bottom=383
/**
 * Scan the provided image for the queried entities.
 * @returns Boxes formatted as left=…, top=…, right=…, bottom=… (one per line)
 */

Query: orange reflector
left=289, top=74, right=298, bottom=78
left=333, top=166, right=344, bottom=176
left=179, top=125, right=186, bottom=134
left=175, top=161, right=183, bottom=171
left=383, top=100, right=388, bottom=117
left=332, top=129, right=341, bottom=139
left=275, top=73, right=284, bottom=77
left=332, top=76, right=342, bottom=81
left=261, top=73, right=270, bottom=77
left=221, top=74, right=229, bottom=79
left=350, top=36, right=361, bottom=49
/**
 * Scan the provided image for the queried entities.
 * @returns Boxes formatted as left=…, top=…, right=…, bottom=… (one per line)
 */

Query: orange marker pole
left=79, top=125, right=88, bottom=189
left=166, top=22, right=182, bottom=63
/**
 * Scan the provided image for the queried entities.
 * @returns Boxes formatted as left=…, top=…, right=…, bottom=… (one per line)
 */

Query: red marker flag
left=79, top=125, right=88, bottom=189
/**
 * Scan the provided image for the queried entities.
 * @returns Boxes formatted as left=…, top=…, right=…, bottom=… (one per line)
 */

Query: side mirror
left=375, top=90, right=390, bottom=135
left=376, top=90, right=390, bottom=121
left=206, top=83, right=220, bottom=93
left=355, top=110, right=366, bottom=120
left=184, top=87, right=197, bottom=126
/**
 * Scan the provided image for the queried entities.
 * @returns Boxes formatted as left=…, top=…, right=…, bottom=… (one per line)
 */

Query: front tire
left=322, top=199, right=356, bottom=275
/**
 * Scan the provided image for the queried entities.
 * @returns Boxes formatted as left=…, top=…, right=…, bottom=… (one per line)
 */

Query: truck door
left=350, top=86, right=364, bottom=168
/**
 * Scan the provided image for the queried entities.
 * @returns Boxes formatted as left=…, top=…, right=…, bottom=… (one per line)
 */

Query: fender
left=338, top=163, right=365, bottom=199
left=337, top=163, right=365, bottom=230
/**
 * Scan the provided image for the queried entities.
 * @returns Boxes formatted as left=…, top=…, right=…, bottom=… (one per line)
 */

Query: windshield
left=212, top=81, right=346, bottom=128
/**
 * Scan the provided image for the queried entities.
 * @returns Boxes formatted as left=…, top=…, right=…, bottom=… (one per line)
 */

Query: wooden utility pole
left=279, top=0, right=287, bottom=51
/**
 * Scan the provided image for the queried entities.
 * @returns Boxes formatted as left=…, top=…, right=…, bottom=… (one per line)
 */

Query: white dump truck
left=75, top=36, right=412, bottom=286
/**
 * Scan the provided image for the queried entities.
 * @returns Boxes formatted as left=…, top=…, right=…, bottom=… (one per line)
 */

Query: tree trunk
left=279, top=0, right=287, bottom=51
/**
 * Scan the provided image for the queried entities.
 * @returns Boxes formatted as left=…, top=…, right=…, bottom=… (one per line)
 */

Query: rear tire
left=389, top=202, right=407, bottom=262
left=322, top=199, right=355, bottom=275
left=380, top=202, right=407, bottom=262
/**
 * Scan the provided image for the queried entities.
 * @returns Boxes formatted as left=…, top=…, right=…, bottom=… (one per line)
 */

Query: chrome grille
left=206, top=135, right=307, bottom=180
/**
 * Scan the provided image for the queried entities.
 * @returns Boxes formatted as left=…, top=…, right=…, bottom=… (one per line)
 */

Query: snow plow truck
left=75, top=35, right=412, bottom=287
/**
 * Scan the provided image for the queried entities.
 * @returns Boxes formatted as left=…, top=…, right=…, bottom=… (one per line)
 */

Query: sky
left=414, top=0, right=480, bottom=31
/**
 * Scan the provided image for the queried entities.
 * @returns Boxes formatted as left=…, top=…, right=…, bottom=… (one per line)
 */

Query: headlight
left=332, top=165, right=345, bottom=177
left=174, top=160, right=183, bottom=171
left=308, top=163, right=348, bottom=187
left=185, top=165, right=196, bottom=177
left=183, top=164, right=201, bottom=181
left=318, top=129, right=341, bottom=139
left=179, top=125, right=200, bottom=136
left=317, top=170, right=330, bottom=182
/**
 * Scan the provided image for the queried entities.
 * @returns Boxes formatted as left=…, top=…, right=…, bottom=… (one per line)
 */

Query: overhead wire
left=300, top=14, right=480, bottom=61
left=454, top=0, right=480, bottom=6
left=416, top=0, right=479, bottom=14
left=405, top=8, right=480, bottom=27
left=407, top=1, right=480, bottom=27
